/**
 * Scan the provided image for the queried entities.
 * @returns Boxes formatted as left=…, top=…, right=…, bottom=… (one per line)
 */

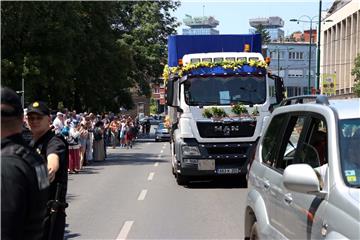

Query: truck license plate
left=217, top=168, right=239, bottom=174
left=198, top=159, right=215, bottom=170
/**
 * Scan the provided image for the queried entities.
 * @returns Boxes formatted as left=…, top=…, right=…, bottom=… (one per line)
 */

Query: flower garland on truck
left=162, top=59, right=268, bottom=84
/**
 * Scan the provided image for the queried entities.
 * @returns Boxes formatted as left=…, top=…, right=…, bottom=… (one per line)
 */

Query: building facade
left=321, top=0, right=360, bottom=96
left=266, top=42, right=317, bottom=96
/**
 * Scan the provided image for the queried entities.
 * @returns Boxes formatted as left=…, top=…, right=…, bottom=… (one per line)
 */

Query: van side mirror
left=283, top=164, right=325, bottom=198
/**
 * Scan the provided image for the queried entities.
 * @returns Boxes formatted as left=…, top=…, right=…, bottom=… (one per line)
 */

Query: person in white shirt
left=52, top=112, right=64, bottom=135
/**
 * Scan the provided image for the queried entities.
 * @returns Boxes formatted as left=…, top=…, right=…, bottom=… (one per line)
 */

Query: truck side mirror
left=166, top=80, right=174, bottom=106
left=166, top=78, right=179, bottom=107
left=268, top=73, right=285, bottom=104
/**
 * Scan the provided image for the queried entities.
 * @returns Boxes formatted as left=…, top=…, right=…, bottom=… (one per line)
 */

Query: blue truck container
left=167, top=34, right=262, bottom=67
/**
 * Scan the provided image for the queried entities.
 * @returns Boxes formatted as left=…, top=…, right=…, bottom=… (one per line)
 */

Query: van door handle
left=284, top=193, right=293, bottom=204
left=263, top=180, right=270, bottom=190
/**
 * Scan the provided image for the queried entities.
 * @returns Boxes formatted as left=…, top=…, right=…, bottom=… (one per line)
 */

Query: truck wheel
left=250, top=222, right=259, bottom=240
left=176, top=174, right=188, bottom=186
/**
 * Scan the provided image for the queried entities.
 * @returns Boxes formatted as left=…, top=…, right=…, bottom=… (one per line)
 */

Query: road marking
left=116, top=220, right=134, bottom=240
left=148, top=172, right=155, bottom=181
left=162, top=145, right=166, bottom=149
left=154, top=162, right=159, bottom=167
left=137, top=189, right=147, bottom=200
left=160, top=150, right=163, bottom=153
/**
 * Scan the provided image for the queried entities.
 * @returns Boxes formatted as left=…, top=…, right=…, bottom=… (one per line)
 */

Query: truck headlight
left=182, top=146, right=201, bottom=156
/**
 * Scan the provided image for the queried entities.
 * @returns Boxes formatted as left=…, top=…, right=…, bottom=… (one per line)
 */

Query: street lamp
left=290, top=15, right=317, bottom=95
left=290, top=14, right=333, bottom=94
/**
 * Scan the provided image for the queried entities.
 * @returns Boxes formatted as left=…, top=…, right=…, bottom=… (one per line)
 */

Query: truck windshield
left=183, top=76, right=266, bottom=105
left=339, top=118, right=360, bottom=188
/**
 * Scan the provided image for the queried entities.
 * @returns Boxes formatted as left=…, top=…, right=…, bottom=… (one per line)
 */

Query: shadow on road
left=183, top=176, right=248, bottom=189
left=64, top=224, right=80, bottom=239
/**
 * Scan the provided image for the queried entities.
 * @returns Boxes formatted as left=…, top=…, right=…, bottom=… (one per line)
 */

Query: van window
left=249, top=57, right=259, bottom=61
left=214, top=57, right=224, bottom=63
left=276, top=115, right=307, bottom=170
left=262, top=114, right=287, bottom=166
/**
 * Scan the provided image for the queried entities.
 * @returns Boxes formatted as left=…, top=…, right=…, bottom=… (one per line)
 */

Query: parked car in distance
left=154, top=123, right=170, bottom=142
left=244, top=95, right=360, bottom=240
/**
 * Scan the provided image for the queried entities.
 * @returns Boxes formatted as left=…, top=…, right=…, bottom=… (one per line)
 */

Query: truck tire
left=176, top=174, right=188, bottom=186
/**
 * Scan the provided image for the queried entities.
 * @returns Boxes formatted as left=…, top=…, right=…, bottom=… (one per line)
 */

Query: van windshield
left=339, top=118, right=360, bottom=187
left=183, top=76, right=266, bottom=106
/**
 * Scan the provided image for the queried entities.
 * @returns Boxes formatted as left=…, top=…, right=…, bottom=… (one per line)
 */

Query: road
left=65, top=135, right=248, bottom=239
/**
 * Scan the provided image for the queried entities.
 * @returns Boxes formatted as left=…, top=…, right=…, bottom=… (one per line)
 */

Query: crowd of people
left=23, top=107, right=147, bottom=174
left=1, top=86, right=154, bottom=240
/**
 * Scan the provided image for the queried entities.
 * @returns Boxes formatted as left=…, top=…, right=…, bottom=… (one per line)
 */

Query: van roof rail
left=280, top=95, right=329, bottom=106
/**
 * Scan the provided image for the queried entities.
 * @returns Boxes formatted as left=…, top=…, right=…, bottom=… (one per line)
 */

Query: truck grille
left=197, top=121, right=256, bottom=138
left=199, top=142, right=255, bottom=169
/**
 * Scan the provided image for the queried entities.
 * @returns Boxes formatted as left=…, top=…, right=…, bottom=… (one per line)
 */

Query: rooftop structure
left=249, top=16, right=284, bottom=28
left=183, top=15, right=219, bottom=28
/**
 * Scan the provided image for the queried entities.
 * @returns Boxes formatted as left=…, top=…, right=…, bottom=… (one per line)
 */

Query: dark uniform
left=27, top=102, right=69, bottom=240
left=1, top=87, right=50, bottom=240
left=30, top=130, right=68, bottom=240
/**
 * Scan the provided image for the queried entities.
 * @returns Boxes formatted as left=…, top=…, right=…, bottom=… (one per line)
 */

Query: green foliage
left=202, top=108, right=213, bottom=118
left=351, top=54, right=360, bottom=97
left=150, top=98, right=157, bottom=115
left=202, top=107, right=227, bottom=118
left=254, top=24, right=271, bottom=45
left=1, top=1, right=180, bottom=112
left=231, top=103, right=248, bottom=115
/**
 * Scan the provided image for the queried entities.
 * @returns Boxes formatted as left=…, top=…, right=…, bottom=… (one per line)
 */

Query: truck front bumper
left=176, top=141, right=256, bottom=177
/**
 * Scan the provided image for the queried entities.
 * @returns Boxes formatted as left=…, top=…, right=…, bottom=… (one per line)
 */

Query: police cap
left=27, top=101, right=50, bottom=116
left=1, top=87, right=23, bottom=117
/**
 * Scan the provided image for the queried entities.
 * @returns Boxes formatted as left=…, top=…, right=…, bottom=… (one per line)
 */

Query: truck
left=164, top=34, right=285, bottom=185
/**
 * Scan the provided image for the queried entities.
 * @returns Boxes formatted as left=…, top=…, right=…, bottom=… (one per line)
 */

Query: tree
left=254, top=24, right=271, bottom=45
left=1, top=1, right=180, bottom=112
left=351, top=53, right=360, bottom=97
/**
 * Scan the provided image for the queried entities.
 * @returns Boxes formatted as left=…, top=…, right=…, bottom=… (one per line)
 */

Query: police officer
left=1, top=87, right=50, bottom=240
left=26, top=101, right=68, bottom=240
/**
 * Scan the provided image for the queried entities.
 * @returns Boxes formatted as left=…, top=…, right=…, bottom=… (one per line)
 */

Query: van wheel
left=176, top=174, right=188, bottom=185
left=250, top=222, right=259, bottom=240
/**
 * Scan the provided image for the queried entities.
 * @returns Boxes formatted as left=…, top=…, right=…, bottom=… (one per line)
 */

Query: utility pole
left=308, top=22, right=313, bottom=95
left=316, top=0, right=322, bottom=93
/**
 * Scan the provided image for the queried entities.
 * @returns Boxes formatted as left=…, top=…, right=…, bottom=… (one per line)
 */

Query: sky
left=173, top=0, right=335, bottom=36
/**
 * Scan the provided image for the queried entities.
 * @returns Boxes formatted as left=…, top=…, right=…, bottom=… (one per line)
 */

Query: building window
left=288, top=51, right=304, bottom=60
left=288, top=69, right=304, bottom=78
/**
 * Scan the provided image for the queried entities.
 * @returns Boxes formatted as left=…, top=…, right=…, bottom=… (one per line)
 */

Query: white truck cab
left=166, top=51, right=285, bottom=185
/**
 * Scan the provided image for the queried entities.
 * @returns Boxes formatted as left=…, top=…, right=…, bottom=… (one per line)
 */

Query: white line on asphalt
left=162, top=145, right=166, bottom=149
left=148, top=172, right=155, bottom=181
left=160, top=150, right=163, bottom=153
left=137, top=189, right=147, bottom=200
left=116, top=220, right=134, bottom=240
left=154, top=162, right=159, bottom=167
